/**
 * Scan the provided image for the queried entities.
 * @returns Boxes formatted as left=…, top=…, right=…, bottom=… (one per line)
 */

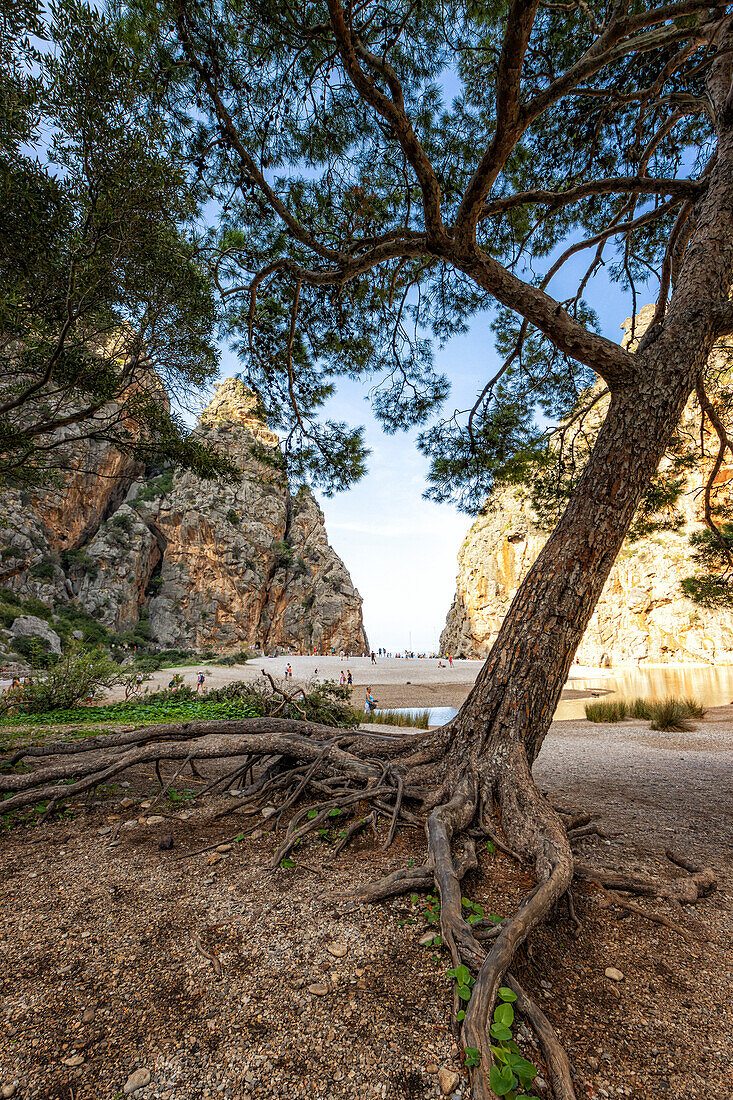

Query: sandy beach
left=118, top=654, right=615, bottom=711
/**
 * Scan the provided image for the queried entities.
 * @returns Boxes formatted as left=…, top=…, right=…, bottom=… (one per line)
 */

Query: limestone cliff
left=441, top=311, right=733, bottom=666
left=0, top=380, right=368, bottom=655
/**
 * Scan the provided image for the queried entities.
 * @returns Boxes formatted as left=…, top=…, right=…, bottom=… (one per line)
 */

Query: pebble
left=124, top=1067, right=151, bottom=1094
left=158, top=834, right=174, bottom=850
left=418, top=931, right=436, bottom=946
left=207, top=854, right=223, bottom=866
left=605, top=967, right=624, bottom=982
left=587, top=1056, right=599, bottom=1071
left=307, top=983, right=329, bottom=996
left=251, top=829, right=265, bottom=840
left=216, top=843, right=233, bottom=853
left=261, top=806, right=277, bottom=819
left=326, top=942, right=348, bottom=958
left=438, top=1068, right=460, bottom=1094
left=98, top=827, right=112, bottom=836
left=62, top=1054, right=85, bottom=1067
left=82, top=1005, right=96, bottom=1023
left=119, top=797, right=135, bottom=808
left=147, top=815, right=165, bottom=825
left=140, top=800, right=152, bottom=808
left=2, top=1084, right=18, bottom=1098
left=121, top=820, right=138, bottom=830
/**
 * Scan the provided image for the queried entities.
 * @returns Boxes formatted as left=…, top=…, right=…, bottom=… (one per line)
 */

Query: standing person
left=347, top=669, right=353, bottom=686
left=365, top=686, right=376, bottom=712
left=371, top=650, right=376, bottom=664
left=286, top=663, right=293, bottom=680
left=340, top=670, right=346, bottom=686
left=339, top=648, right=345, bottom=661
left=196, top=671, right=206, bottom=693
left=448, top=653, right=454, bottom=668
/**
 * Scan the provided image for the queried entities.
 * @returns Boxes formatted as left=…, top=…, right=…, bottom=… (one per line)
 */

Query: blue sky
left=217, top=260, right=647, bottom=652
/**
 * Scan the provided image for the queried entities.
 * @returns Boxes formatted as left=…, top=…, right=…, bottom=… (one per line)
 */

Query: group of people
left=339, top=669, right=354, bottom=686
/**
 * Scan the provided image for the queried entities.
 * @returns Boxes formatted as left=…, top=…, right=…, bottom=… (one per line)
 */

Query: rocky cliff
left=0, top=380, right=368, bottom=656
left=441, top=310, right=733, bottom=666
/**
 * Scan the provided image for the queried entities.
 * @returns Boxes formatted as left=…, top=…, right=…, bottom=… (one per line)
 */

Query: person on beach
left=448, top=654, right=454, bottom=667
left=347, top=669, right=353, bottom=686
left=196, top=671, right=205, bottom=692
left=371, top=651, right=376, bottom=664
left=365, top=687, right=376, bottom=712
left=340, top=670, right=346, bottom=686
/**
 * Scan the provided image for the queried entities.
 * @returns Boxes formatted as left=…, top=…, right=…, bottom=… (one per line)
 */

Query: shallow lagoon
left=392, top=664, right=733, bottom=724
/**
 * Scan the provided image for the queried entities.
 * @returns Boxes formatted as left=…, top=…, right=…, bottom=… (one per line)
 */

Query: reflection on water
left=395, top=665, right=733, bottom=725
left=557, top=664, right=733, bottom=720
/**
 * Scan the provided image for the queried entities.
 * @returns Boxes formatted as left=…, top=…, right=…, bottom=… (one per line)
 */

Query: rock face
left=0, top=380, right=368, bottom=655
left=441, top=312, right=733, bottom=666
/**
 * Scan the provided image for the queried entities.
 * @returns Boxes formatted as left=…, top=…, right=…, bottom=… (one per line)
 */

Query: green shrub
left=0, top=606, right=16, bottom=628
left=226, top=508, right=240, bottom=526
left=11, top=634, right=55, bottom=668
left=584, top=699, right=628, bottom=723
left=30, top=555, right=58, bottom=580
left=135, top=469, right=174, bottom=502
left=53, top=605, right=110, bottom=646
left=2, top=644, right=121, bottom=713
left=60, top=549, right=98, bottom=577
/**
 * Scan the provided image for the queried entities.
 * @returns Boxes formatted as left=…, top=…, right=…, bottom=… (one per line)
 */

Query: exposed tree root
left=0, top=715, right=718, bottom=1100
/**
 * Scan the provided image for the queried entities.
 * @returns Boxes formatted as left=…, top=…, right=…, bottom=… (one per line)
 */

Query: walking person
left=347, top=669, right=353, bottom=686
left=365, top=686, right=376, bottom=712
left=196, top=671, right=206, bottom=692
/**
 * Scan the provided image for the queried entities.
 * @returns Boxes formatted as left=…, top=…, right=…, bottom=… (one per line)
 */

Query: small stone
left=124, top=1068, right=151, bottom=1094
left=158, top=834, right=174, bottom=850
left=140, top=800, right=152, bottom=808
left=425, top=1062, right=439, bottom=1074
left=418, top=931, right=435, bottom=946
left=326, top=942, right=348, bottom=958
left=438, top=1068, right=460, bottom=1095
left=307, top=983, right=329, bottom=996
left=605, top=967, right=624, bottom=982
left=121, top=820, right=138, bottom=829
left=98, top=827, right=112, bottom=836
left=62, top=1053, right=85, bottom=1067
left=216, top=843, right=233, bottom=853
left=2, top=1084, right=18, bottom=1098
left=587, top=1057, right=599, bottom=1071
left=207, top=853, right=223, bottom=865
left=82, top=1006, right=96, bottom=1023
left=147, top=815, right=165, bottom=825
left=119, top=797, right=135, bottom=809
left=261, top=806, right=277, bottom=819
left=250, top=829, right=265, bottom=840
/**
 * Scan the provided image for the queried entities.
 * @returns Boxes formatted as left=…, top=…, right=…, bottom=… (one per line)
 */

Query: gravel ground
left=0, top=709, right=731, bottom=1100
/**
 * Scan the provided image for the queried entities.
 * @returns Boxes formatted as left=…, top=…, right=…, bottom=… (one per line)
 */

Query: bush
left=12, top=634, right=56, bottom=668
left=213, top=649, right=253, bottom=666
left=53, top=605, right=110, bottom=646
left=30, top=555, right=59, bottom=580
left=60, top=549, right=98, bottom=578
left=584, top=699, right=628, bottom=723
left=135, top=469, right=174, bottom=503
left=206, top=678, right=362, bottom=727
left=2, top=644, right=122, bottom=713
left=226, top=508, right=240, bottom=525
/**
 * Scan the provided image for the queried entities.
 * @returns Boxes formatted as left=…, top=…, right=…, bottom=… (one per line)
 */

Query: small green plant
left=487, top=987, right=540, bottom=1099
left=584, top=699, right=628, bottom=723
left=448, top=963, right=475, bottom=1017
left=226, top=508, right=240, bottom=525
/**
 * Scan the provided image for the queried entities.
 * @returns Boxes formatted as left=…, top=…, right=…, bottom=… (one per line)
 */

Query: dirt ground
left=0, top=710, right=731, bottom=1100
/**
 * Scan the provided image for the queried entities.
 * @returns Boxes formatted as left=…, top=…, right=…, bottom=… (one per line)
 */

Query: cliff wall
left=441, top=309, right=733, bottom=666
left=0, top=380, right=368, bottom=655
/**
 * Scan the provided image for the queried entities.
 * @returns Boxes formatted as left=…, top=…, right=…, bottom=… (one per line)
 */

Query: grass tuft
left=360, top=708, right=431, bottom=728
left=649, top=695, right=705, bottom=730
left=628, top=697, right=652, bottom=719
left=584, top=700, right=628, bottom=723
